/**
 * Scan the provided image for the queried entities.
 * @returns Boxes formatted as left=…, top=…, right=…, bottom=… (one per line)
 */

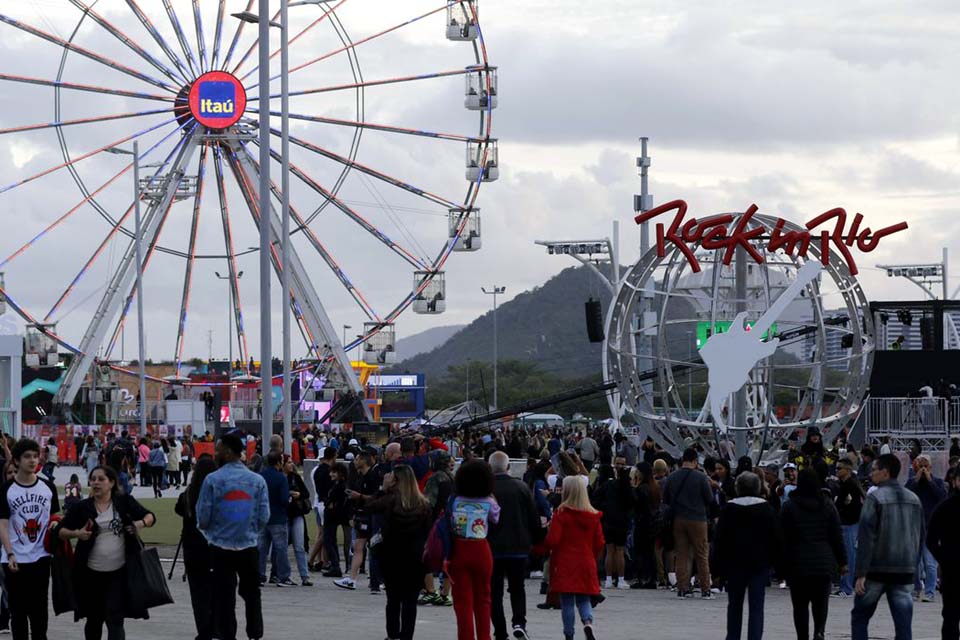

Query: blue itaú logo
left=198, top=81, right=236, bottom=118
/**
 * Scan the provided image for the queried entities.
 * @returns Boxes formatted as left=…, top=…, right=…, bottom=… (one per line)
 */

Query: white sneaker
left=921, top=593, right=935, bottom=603
left=604, top=577, right=613, bottom=589
left=530, top=570, right=543, bottom=579
left=333, top=577, right=356, bottom=590
left=779, top=581, right=787, bottom=590
left=617, top=579, right=630, bottom=590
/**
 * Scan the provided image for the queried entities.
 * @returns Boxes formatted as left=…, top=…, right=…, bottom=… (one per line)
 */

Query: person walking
left=322, top=463, right=351, bottom=579
left=541, top=475, right=603, bottom=640
left=196, top=434, right=270, bottom=640
left=80, top=436, right=101, bottom=476
left=283, top=455, right=312, bottom=586
left=833, top=459, right=865, bottom=598
left=147, top=441, right=166, bottom=498
left=592, top=464, right=634, bottom=590
left=136, top=438, right=150, bottom=487
left=357, top=465, right=432, bottom=640
left=167, top=437, right=182, bottom=489
left=714, top=472, right=782, bottom=640
left=420, top=452, right=455, bottom=607
left=905, top=453, right=947, bottom=603
left=258, top=451, right=293, bottom=587
left=40, top=438, right=58, bottom=482
left=488, top=451, right=540, bottom=640
left=579, top=433, right=599, bottom=472
left=0, top=439, right=60, bottom=640
left=851, top=453, right=925, bottom=640
left=57, top=465, right=157, bottom=640
left=335, top=451, right=380, bottom=591
left=927, top=469, right=960, bottom=640
left=307, top=446, right=336, bottom=572
left=448, top=459, right=500, bottom=640
left=781, top=468, right=846, bottom=640
left=662, top=447, right=714, bottom=598
left=629, top=462, right=660, bottom=589
left=175, top=456, right=217, bottom=640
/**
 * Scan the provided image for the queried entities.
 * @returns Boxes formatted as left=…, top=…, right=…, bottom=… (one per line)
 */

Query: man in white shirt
left=0, top=439, right=60, bottom=638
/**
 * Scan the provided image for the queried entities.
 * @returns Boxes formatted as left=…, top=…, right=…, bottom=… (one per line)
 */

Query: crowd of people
left=0, top=424, right=956, bottom=639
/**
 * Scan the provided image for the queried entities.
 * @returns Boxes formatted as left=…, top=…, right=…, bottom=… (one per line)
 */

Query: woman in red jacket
left=544, top=475, right=605, bottom=640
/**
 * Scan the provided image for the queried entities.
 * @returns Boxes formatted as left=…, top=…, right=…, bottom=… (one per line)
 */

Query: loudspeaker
left=585, top=298, right=604, bottom=342
left=920, top=316, right=935, bottom=351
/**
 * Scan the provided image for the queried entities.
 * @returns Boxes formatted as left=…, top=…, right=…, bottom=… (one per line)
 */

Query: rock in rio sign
left=189, top=71, right=247, bottom=129
left=635, top=200, right=908, bottom=276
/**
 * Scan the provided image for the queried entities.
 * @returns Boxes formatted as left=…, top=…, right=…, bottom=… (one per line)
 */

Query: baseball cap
left=783, top=462, right=798, bottom=470
left=345, top=452, right=355, bottom=461
left=348, top=438, right=359, bottom=446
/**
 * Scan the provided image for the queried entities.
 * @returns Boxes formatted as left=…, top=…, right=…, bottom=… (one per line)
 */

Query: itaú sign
left=188, top=71, right=247, bottom=129
left=635, top=200, right=908, bottom=276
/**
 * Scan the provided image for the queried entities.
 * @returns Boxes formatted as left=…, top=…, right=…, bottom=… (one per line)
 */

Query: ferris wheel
left=0, top=0, right=496, bottom=408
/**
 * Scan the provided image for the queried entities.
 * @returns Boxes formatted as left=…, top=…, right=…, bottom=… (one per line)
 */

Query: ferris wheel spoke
left=125, top=0, right=194, bottom=84
left=66, top=0, right=187, bottom=86
left=104, top=194, right=177, bottom=361
left=210, top=0, right=226, bottom=70
left=191, top=0, right=209, bottom=73
left=212, top=144, right=252, bottom=371
left=43, top=203, right=135, bottom=323
left=255, top=4, right=448, bottom=88
left=161, top=0, right=201, bottom=79
left=251, top=108, right=478, bottom=143
left=0, top=74, right=174, bottom=102
left=0, top=117, right=178, bottom=195
left=261, top=177, right=380, bottom=322
left=237, top=0, right=351, bottom=81
left=230, top=8, right=281, bottom=76
left=0, top=108, right=170, bottom=136
left=252, top=143, right=429, bottom=270
left=280, top=130, right=459, bottom=209
left=0, top=13, right=181, bottom=93
left=219, top=0, right=254, bottom=71
left=253, top=68, right=474, bottom=102
left=174, top=145, right=209, bottom=374
left=42, top=126, right=195, bottom=322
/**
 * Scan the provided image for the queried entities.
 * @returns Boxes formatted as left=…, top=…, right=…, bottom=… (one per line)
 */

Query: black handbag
left=126, top=539, right=174, bottom=612
left=50, top=538, right=76, bottom=616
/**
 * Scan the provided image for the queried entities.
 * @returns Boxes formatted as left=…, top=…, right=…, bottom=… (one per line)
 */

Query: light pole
left=481, top=286, right=505, bottom=408
left=686, top=330, right=693, bottom=415
left=342, top=325, right=352, bottom=358
left=233, top=0, right=316, bottom=451
left=105, top=143, right=149, bottom=436
left=215, top=271, right=244, bottom=373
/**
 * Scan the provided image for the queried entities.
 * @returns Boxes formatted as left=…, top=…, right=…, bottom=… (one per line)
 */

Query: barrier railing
left=863, top=396, right=954, bottom=438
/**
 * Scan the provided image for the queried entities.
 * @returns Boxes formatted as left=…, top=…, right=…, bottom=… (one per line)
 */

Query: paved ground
left=48, top=561, right=945, bottom=640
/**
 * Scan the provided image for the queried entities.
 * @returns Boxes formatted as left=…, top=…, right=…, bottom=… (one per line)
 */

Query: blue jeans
left=725, top=569, right=767, bottom=640
left=851, top=580, right=913, bottom=640
left=258, top=523, right=291, bottom=582
left=559, top=594, right=593, bottom=637
left=289, top=516, right=309, bottom=581
left=841, top=524, right=858, bottom=595
left=915, top=544, right=938, bottom=598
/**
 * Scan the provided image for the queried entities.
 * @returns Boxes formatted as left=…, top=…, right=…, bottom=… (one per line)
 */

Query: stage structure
left=0, top=1, right=496, bottom=419
left=607, top=200, right=908, bottom=460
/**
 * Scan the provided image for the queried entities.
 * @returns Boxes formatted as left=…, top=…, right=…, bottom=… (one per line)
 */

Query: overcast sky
left=0, top=0, right=957, bottom=364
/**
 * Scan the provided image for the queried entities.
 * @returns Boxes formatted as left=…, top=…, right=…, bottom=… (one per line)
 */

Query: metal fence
left=863, top=396, right=954, bottom=438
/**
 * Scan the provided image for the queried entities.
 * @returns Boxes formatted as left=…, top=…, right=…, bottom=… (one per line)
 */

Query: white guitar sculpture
left=699, top=260, right=823, bottom=433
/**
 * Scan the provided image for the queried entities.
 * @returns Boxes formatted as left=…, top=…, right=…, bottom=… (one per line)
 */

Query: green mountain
left=390, top=265, right=614, bottom=383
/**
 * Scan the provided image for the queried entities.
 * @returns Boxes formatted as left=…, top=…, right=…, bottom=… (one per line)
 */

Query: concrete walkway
left=48, top=569, right=945, bottom=639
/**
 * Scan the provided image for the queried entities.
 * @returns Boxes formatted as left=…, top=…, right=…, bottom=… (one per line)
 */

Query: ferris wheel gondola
left=0, top=0, right=496, bottom=410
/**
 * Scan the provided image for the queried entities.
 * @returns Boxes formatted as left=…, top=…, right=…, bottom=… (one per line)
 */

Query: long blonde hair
left=393, top=465, right=428, bottom=511
left=560, top=475, right=597, bottom=513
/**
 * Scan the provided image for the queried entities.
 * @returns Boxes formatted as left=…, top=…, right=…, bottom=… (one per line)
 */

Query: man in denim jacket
left=197, top=433, right=270, bottom=640
left=851, top=453, right=925, bottom=640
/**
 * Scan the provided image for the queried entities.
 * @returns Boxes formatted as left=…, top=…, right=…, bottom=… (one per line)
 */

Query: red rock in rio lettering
left=634, top=200, right=908, bottom=276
